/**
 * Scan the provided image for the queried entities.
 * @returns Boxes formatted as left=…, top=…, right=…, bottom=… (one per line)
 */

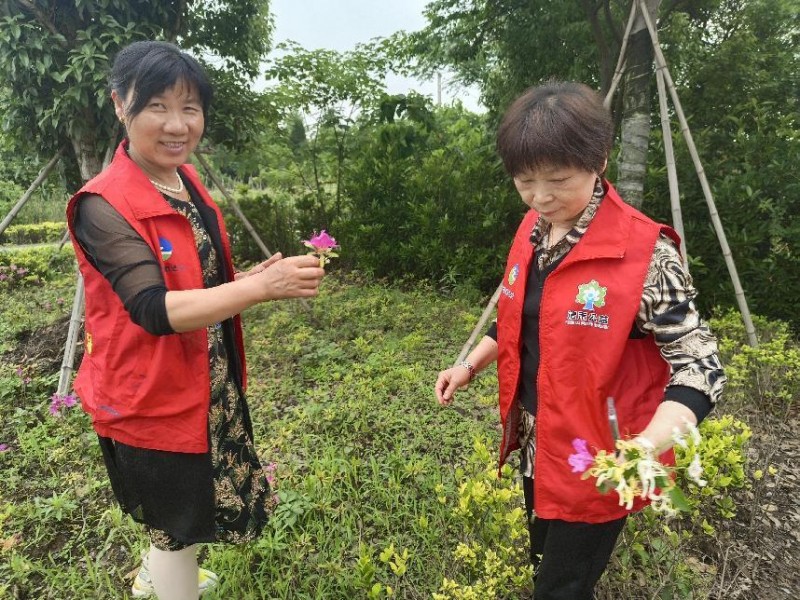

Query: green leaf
left=667, top=487, right=691, bottom=513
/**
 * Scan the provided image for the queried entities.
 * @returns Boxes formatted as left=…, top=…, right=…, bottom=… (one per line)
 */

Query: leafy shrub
left=0, top=221, right=65, bottom=245
left=432, top=439, right=532, bottom=599
left=0, top=245, right=74, bottom=284
left=675, top=416, right=751, bottom=521
left=221, top=185, right=305, bottom=265
left=0, top=263, right=39, bottom=291
left=711, top=309, right=800, bottom=414
left=341, top=101, right=522, bottom=292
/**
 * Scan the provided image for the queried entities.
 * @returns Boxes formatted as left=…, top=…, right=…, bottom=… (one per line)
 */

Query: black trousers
left=523, top=476, right=626, bottom=600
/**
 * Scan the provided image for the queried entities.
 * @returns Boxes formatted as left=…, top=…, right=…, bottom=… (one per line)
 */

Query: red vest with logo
left=496, top=182, right=679, bottom=523
left=66, top=141, right=246, bottom=453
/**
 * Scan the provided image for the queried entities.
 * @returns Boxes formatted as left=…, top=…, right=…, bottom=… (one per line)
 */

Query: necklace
left=149, top=174, right=184, bottom=195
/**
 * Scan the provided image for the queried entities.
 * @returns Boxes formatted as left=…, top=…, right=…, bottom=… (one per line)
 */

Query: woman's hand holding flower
left=234, top=254, right=283, bottom=281
left=248, top=253, right=325, bottom=300
left=568, top=423, right=706, bottom=516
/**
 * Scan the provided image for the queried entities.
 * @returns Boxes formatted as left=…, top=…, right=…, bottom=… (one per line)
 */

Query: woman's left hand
left=435, top=366, right=472, bottom=406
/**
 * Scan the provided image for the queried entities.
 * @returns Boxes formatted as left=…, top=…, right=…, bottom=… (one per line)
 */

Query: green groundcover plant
left=0, top=245, right=788, bottom=598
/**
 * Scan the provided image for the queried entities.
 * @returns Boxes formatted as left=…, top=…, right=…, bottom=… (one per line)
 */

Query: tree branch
left=17, top=0, right=67, bottom=47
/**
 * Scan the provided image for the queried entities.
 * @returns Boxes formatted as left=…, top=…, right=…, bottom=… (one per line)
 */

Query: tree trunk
left=70, top=128, right=104, bottom=182
left=616, top=0, right=661, bottom=209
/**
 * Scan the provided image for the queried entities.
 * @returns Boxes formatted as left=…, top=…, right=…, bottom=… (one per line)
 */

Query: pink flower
left=567, top=438, right=595, bottom=473
left=49, top=392, right=78, bottom=417
left=0, top=443, right=10, bottom=452
left=302, top=230, right=340, bottom=267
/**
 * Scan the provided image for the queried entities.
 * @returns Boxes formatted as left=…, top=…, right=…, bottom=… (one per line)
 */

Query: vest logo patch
left=500, top=263, right=520, bottom=299
left=575, top=280, right=606, bottom=310
left=508, top=263, right=520, bottom=286
left=159, top=237, right=173, bottom=261
left=566, top=280, right=610, bottom=329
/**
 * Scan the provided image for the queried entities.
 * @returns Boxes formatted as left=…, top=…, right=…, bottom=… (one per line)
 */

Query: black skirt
left=98, top=435, right=217, bottom=544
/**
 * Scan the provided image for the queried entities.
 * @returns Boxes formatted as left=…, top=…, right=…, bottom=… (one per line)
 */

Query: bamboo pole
left=0, top=147, right=63, bottom=237
left=194, top=152, right=274, bottom=259
left=655, top=67, right=687, bottom=268
left=453, top=283, right=502, bottom=367
left=194, top=151, right=312, bottom=312
left=637, top=0, right=758, bottom=346
left=603, top=0, right=637, bottom=108
left=57, top=272, right=84, bottom=396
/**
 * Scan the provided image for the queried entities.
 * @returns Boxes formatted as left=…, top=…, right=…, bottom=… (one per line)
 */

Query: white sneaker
left=131, top=551, right=219, bottom=598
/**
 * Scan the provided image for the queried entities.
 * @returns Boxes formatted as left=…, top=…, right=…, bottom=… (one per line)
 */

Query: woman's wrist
left=459, top=360, right=476, bottom=382
left=632, top=435, right=657, bottom=453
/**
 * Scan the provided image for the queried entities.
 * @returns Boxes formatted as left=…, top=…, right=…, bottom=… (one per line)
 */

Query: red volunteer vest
left=66, top=141, right=246, bottom=453
left=496, top=182, right=679, bottom=523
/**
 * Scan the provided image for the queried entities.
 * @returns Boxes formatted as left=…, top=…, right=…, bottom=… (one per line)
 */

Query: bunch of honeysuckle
left=568, top=420, right=706, bottom=516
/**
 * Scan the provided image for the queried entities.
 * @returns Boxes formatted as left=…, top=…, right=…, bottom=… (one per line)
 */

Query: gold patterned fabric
left=148, top=196, right=276, bottom=551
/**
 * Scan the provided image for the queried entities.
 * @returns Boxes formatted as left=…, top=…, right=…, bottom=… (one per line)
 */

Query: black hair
left=496, top=81, right=613, bottom=177
left=109, top=41, right=213, bottom=126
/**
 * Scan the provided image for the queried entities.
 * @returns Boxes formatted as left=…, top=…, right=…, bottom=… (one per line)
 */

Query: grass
left=1, top=250, right=797, bottom=599
left=0, top=263, right=530, bottom=599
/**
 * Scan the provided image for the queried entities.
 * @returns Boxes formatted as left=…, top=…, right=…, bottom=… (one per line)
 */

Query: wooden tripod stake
left=454, top=0, right=758, bottom=365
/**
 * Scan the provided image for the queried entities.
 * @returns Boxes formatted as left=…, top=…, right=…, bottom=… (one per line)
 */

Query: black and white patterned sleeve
left=636, top=234, right=726, bottom=422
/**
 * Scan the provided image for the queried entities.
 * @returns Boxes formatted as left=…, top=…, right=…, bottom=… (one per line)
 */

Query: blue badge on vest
left=159, top=237, right=173, bottom=261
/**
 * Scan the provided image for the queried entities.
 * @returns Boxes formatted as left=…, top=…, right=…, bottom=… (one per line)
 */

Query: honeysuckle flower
left=302, top=230, right=339, bottom=267
left=687, top=454, right=706, bottom=487
left=684, top=418, right=702, bottom=445
left=567, top=438, right=594, bottom=473
left=671, top=426, right=688, bottom=448
left=571, top=434, right=701, bottom=516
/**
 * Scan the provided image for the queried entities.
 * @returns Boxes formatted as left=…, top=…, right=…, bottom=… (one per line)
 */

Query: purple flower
left=302, top=230, right=338, bottom=251
left=0, top=444, right=10, bottom=452
left=49, top=392, right=78, bottom=417
left=15, top=367, right=23, bottom=377
left=567, top=438, right=595, bottom=473
left=49, top=397, right=62, bottom=417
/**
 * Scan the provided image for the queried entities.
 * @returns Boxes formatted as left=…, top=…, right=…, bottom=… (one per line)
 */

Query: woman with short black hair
left=436, top=81, right=725, bottom=599
left=68, top=40, right=325, bottom=599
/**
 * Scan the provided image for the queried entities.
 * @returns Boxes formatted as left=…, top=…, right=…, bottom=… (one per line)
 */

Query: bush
left=0, top=221, right=66, bottom=245
left=341, top=102, right=521, bottom=292
left=0, top=245, right=74, bottom=282
left=220, top=185, right=306, bottom=266
left=711, top=309, right=800, bottom=415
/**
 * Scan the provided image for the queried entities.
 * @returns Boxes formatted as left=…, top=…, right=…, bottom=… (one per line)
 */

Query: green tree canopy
left=0, top=0, right=272, bottom=182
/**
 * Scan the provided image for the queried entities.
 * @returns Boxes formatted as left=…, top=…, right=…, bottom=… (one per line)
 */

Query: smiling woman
left=64, top=40, right=326, bottom=599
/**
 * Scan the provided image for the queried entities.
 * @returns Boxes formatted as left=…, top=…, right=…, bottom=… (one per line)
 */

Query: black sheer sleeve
left=73, top=195, right=174, bottom=335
